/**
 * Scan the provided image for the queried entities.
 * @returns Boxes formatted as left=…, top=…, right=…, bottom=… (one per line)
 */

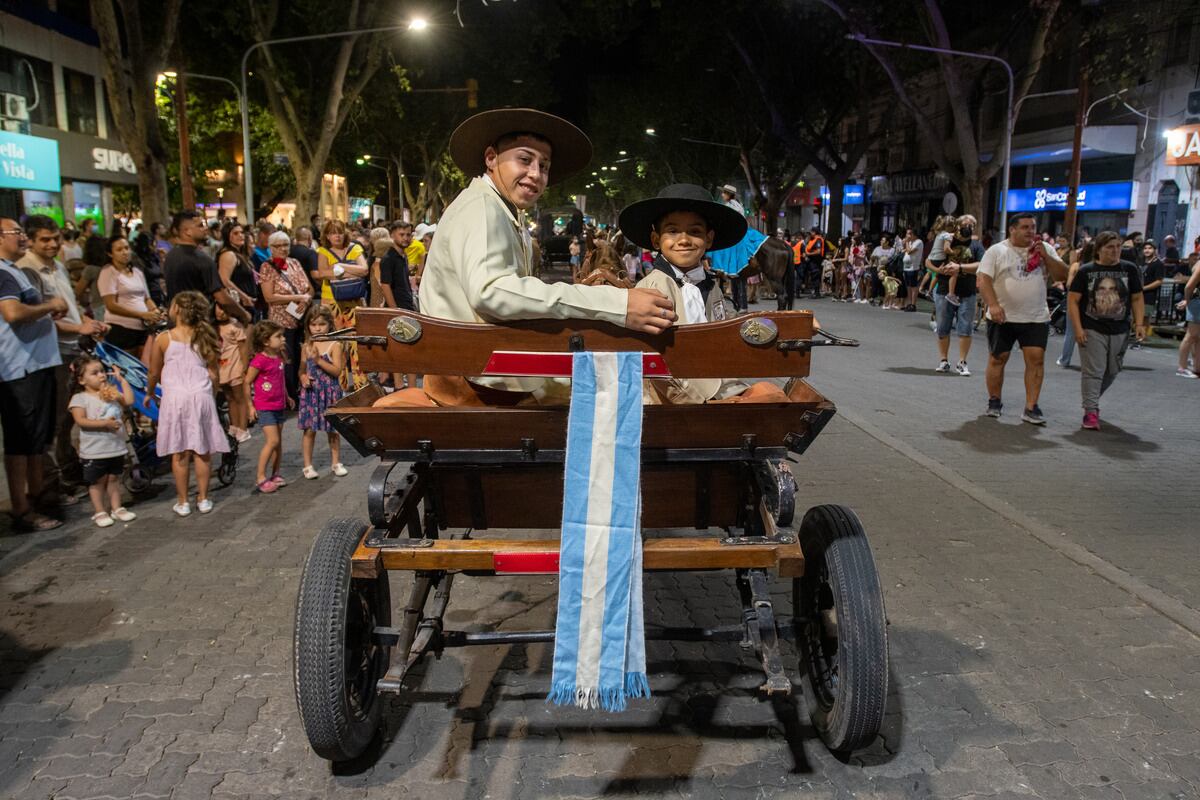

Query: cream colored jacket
left=421, top=176, right=629, bottom=392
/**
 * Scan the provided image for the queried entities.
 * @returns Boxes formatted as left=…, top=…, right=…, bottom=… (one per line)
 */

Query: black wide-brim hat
left=448, top=108, right=592, bottom=186
left=618, top=184, right=748, bottom=251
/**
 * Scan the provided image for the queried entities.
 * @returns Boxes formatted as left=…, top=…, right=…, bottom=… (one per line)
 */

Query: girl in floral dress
left=298, top=306, right=347, bottom=479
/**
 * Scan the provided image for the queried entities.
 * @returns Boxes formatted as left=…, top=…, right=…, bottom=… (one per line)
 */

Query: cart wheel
left=123, top=464, right=152, bottom=495
left=294, top=518, right=391, bottom=762
left=794, top=504, right=888, bottom=754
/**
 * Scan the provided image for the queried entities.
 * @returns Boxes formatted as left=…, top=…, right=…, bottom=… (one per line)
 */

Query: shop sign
left=1006, top=180, right=1134, bottom=213
left=0, top=131, right=61, bottom=192
left=869, top=170, right=951, bottom=202
left=91, top=147, right=137, bottom=175
left=1165, top=124, right=1200, bottom=166
left=819, top=184, right=865, bottom=205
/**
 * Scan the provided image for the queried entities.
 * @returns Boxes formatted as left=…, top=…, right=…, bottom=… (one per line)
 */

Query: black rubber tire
left=794, top=504, right=888, bottom=754
left=123, top=464, right=153, bottom=495
left=294, top=518, right=391, bottom=762
left=217, top=440, right=237, bottom=487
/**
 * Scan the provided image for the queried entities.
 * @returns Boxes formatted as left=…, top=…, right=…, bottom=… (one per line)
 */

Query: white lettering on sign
left=1166, top=126, right=1200, bottom=166
left=0, top=141, right=27, bottom=159
left=91, top=147, right=138, bottom=174
left=2, top=160, right=35, bottom=180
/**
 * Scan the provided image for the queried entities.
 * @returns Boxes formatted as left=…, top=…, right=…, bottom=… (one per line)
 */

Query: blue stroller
left=83, top=337, right=239, bottom=494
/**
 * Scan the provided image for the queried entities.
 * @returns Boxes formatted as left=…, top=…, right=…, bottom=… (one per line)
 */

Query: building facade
left=0, top=3, right=138, bottom=232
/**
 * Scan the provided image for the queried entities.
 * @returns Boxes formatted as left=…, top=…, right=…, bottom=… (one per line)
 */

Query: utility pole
left=1062, top=77, right=1088, bottom=247
left=176, top=72, right=196, bottom=211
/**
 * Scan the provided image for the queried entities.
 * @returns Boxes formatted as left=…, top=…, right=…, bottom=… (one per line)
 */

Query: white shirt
left=978, top=240, right=1056, bottom=323
left=669, top=264, right=708, bottom=325
left=724, top=197, right=746, bottom=216
left=903, top=239, right=923, bottom=271
left=16, top=253, right=83, bottom=353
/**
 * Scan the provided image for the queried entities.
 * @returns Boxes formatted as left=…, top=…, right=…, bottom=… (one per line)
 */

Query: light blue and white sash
left=549, top=351, right=649, bottom=711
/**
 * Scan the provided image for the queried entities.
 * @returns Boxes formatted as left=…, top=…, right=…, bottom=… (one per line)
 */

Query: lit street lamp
left=845, top=33, right=1015, bottom=233
left=239, top=18, right=428, bottom=222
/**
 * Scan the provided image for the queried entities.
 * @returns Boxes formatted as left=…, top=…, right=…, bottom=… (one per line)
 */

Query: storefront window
left=63, top=67, right=98, bottom=136
left=23, top=190, right=65, bottom=226
left=73, top=181, right=103, bottom=234
left=0, top=47, right=57, bottom=129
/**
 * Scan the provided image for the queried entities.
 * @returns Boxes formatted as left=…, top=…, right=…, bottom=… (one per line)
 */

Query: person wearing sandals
left=1, top=216, right=68, bottom=531
left=67, top=354, right=137, bottom=527
left=245, top=320, right=294, bottom=493
left=297, top=306, right=347, bottom=479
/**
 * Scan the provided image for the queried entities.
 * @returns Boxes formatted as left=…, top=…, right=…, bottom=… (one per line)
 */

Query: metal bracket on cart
left=311, top=327, right=387, bottom=346
left=776, top=328, right=860, bottom=353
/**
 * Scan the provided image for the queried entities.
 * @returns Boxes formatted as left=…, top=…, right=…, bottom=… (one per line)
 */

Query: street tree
left=818, top=0, right=1062, bottom=220
left=90, top=0, right=183, bottom=225
left=244, top=0, right=390, bottom=223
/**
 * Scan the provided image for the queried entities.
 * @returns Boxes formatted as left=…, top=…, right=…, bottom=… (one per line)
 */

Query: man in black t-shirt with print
left=162, top=210, right=249, bottom=323
left=1067, top=230, right=1144, bottom=431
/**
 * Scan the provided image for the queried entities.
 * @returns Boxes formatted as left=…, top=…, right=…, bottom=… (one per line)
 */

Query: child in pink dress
left=147, top=291, right=229, bottom=517
left=245, top=320, right=293, bottom=493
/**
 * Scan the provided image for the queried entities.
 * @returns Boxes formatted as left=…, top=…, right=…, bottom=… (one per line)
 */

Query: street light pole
left=846, top=34, right=1015, bottom=234
left=240, top=21, right=425, bottom=223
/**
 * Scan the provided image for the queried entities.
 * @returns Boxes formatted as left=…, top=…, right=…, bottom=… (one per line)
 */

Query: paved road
left=1, top=296, right=1196, bottom=799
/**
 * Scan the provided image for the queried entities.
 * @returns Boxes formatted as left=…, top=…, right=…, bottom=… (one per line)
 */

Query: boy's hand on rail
left=626, top=288, right=677, bottom=334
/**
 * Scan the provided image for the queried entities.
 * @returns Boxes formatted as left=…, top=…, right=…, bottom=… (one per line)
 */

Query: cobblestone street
left=1, top=298, right=1198, bottom=799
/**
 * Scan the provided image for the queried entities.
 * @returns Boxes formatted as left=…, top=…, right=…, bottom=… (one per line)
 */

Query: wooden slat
left=349, top=536, right=802, bottom=574
left=353, top=309, right=813, bottom=379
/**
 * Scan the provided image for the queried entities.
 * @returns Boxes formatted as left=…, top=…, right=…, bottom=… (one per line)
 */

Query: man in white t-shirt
left=977, top=213, right=1069, bottom=424
left=902, top=228, right=923, bottom=311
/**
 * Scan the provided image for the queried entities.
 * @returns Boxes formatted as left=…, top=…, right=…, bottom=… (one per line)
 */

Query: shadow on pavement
left=940, top=417, right=1060, bottom=455
left=1063, top=422, right=1161, bottom=460
left=883, top=367, right=962, bottom=378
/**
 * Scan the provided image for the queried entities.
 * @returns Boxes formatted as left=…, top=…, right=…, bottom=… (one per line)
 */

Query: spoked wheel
left=794, top=504, right=888, bottom=754
left=294, top=518, right=392, bottom=762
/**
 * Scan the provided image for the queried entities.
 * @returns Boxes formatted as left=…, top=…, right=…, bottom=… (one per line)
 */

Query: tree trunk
left=90, top=0, right=181, bottom=224
left=292, top=167, right=324, bottom=228
left=825, top=175, right=846, bottom=241
left=959, top=179, right=985, bottom=223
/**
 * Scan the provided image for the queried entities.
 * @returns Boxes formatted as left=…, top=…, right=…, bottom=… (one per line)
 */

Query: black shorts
left=81, top=455, right=125, bottom=484
left=0, top=367, right=57, bottom=456
left=987, top=321, right=1049, bottom=356
left=903, top=270, right=921, bottom=288
left=104, top=324, right=148, bottom=354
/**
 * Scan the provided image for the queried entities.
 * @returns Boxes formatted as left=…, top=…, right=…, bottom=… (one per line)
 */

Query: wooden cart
left=293, top=309, right=889, bottom=763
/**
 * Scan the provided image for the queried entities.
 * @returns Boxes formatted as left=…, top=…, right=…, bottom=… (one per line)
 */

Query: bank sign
left=1006, top=181, right=1134, bottom=213
left=819, top=184, right=866, bottom=205
left=0, top=131, right=61, bottom=192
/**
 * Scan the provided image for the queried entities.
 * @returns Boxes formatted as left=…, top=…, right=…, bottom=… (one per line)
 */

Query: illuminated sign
left=819, top=184, right=865, bottom=205
left=1165, top=124, right=1200, bottom=166
left=1006, top=181, right=1134, bottom=213
left=0, top=131, right=61, bottom=192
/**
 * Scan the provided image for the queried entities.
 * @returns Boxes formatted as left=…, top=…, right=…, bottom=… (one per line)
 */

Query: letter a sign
left=1165, top=124, right=1200, bottom=166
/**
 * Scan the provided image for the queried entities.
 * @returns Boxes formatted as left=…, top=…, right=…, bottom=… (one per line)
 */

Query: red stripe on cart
left=482, top=351, right=672, bottom=377
left=494, top=552, right=561, bottom=573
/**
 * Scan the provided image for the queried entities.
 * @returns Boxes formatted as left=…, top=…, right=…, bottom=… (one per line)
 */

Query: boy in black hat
left=619, top=184, right=786, bottom=404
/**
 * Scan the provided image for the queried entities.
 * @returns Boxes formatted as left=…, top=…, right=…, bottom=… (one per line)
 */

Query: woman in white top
left=98, top=235, right=163, bottom=356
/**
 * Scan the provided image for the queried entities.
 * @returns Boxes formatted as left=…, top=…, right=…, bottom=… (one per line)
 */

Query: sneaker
left=1021, top=405, right=1046, bottom=425
left=955, top=361, right=971, bottom=377
left=935, top=360, right=951, bottom=373
left=302, top=465, right=319, bottom=480
left=197, top=498, right=214, bottom=514
left=1056, top=357, right=1070, bottom=367
left=1176, top=368, right=1199, bottom=379
left=929, top=320, right=937, bottom=331
left=111, top=507, right=137, bottom=522
left=172, top=502, right=192, bottom=517
left=986, top=397, right=1003, bottom=418
left=331, top=463, right=349, bottom=477
left=1082, top=411, right=1101, bottom=430
left=91, top=511, right=114, bottom=528
left=255, top=479, right=278, bottom=494
left=235, top=429, right=252, bottom=444
left=946, top=293, right=961, bottom=306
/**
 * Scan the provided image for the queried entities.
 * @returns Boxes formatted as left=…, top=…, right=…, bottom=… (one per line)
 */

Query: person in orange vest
left=788, top=232, right=808, bottom=309
left=804, top=228, right=827, bottom=298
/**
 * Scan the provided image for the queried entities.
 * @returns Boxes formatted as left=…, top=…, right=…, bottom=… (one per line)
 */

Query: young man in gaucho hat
left=618, top=184, right=788, bottom=404
left=387, top=108, right=677, bottom=407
